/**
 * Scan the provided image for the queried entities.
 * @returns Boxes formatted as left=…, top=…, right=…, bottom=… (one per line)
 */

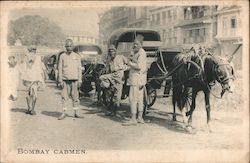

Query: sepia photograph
left=0, top=1, right=249, bottom=162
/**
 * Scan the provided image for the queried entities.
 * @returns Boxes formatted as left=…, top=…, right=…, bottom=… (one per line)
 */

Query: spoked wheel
left=183, top=88, right=192, bottom=112
left=143, top=88, right=157, bottom=118
left=147, top=88, right=157, bottom=108
left=102, top=88, right=114, bottom=108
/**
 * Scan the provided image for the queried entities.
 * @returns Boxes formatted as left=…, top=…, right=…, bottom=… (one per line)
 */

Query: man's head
left=28, top=45, right=37, bottom=54
left=8, top=55, right=17, bottom=67
left=65, top=39, right=74, bottom=53
left=132, top=35, right=144, bottom=54
left=108, top=44, right=117, bottom=60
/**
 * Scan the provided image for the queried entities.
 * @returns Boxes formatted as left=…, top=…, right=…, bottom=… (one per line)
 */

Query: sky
left=9, top=8, right=109, bottom=38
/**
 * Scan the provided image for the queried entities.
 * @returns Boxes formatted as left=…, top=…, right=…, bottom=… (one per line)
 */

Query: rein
left=154, top=51, right=204, bottom=88
left=206, top=61, right=235, bottom=99
left=213, top=63, right=235, bottom=84
left=83, top=64, right=93, bottom=76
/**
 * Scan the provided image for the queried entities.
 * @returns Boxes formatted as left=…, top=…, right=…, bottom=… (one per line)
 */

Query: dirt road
left=9, top=80, right=244, bottom=150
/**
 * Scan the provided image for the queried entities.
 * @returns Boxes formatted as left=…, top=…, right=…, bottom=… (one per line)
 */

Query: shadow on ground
left=41, top=111, right=61, bottom=118
left=11, top=108, right=27, bottom=113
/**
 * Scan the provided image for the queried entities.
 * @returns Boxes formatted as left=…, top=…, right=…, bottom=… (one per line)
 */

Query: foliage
left=8, top=15, right=66, bottom=47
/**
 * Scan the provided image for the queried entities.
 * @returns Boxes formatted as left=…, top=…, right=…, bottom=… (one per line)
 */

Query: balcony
left=176, top=16, right=211, bottom=27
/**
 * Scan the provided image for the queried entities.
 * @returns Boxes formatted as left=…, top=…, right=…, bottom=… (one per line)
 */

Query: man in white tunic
left=123, top=35, right=147, bottom=125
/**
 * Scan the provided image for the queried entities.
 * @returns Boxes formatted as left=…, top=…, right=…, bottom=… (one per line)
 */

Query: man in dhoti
left=100, top=44, right=128, bottom=116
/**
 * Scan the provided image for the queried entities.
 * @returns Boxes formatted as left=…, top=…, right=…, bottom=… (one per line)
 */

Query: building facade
left=148, top=6, right=182, bottom=48
left=98, top=7, right=148, bottom=52
left=214, top=5, right=243, bottom=69
left=98, top=5, right=243, bottom=69
left=128, top=7, right=149, bottom=28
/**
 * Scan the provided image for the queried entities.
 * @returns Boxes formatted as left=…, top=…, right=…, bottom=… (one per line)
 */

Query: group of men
left=9, top=36, right=147, bottom=126
left=57, top=36, right=147, bottom=125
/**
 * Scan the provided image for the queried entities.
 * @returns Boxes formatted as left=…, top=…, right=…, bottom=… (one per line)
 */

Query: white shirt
left=128, top=48, right=147, bottom=86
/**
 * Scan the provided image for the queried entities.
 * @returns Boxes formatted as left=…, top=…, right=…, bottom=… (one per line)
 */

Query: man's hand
left=139, top=85, right=144, bottom=90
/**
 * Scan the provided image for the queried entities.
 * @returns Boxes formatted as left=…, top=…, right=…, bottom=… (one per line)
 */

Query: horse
left=148, top=48, right=236, bottom=132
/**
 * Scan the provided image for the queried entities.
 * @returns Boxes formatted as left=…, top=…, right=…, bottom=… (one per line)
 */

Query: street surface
left=9, top=78, right=244, bottom=150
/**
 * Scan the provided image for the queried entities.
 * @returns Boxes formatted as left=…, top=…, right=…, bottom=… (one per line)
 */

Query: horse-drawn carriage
left=73, top=44, right=104, bottom=95
left=100, top=28, right=174, bottom=114
left=100, top=28, right=235, bottom=132
left=44, top=44, right=104, bottom=95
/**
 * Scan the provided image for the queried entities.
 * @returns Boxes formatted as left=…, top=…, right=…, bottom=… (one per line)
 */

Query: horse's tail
left=176, top=86, right=189, bottom=110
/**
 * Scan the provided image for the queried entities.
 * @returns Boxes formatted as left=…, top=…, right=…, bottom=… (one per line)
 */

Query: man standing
left=21, top=46, right=46, bottom=115
left=123, top=35, right=147, bottom=125
left=58, top=39, right=82, bottom=120
left=100, top=44, right=128, bottom=116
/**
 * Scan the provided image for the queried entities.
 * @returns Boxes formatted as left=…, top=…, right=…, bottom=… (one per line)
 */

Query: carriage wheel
left=147, top=89, right=157, bottom=108
left=102, top=88, right=114, bottom=108
left=184, top=88, right=192, bottom=112
left=142, top=88, right=157, bottom=118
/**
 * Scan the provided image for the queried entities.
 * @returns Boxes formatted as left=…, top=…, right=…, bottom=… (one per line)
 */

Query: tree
left=8, top=15, right=66, bottom=47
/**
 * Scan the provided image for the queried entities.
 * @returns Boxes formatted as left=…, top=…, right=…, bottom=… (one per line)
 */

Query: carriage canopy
left=73, top=45, right=102, bottom=55
left=109, top=28, right=162, bottom=48
left=73, top=44, right=103, bottom=64
left=108, top=28, right=162, bottom=58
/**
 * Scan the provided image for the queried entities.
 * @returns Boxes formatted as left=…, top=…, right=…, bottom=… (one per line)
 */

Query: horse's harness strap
left=213, top=63, right=235, bottom=83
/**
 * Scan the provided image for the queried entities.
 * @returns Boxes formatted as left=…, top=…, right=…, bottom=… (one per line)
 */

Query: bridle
left=213, top=63, right=235, bottom=84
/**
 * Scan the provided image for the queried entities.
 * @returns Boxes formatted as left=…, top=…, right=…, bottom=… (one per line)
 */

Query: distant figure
left=57, top=39, right=83, bottom=120
left=8, top=55, right=19, bottom=101
left=21, top=46, right=46, bottom=115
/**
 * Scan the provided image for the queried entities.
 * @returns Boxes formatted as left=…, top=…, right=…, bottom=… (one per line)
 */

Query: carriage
left=44, top=44, right=104, bottom=93
left=101, top=28, right=178, bottom=112
left=73, top=44, right=104, bottom=95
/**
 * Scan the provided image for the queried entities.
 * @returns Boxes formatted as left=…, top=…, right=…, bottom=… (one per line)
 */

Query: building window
left=150, top=15, right=153, bottom=22
left=156, top=13, right=160, bottom=25
left=231, top=16, right=237, bottom=36
left=184, top=6, right=205, bottom=20
left=162, top=12, right=166, bottom=24
left=135, top=8, right=142, bottom=19
left=184, top=28, right=207, bottom=44
left=173, top=10, right=177, bottom=20
left=162, top=29, right=166, bottom=41
left=222, top=17, right=228, bottom=36
left=231, top=17, right=236, bottom=28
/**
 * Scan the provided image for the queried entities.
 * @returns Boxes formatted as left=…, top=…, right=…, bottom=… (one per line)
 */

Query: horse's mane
left=172, top=49, right=197, bottom=66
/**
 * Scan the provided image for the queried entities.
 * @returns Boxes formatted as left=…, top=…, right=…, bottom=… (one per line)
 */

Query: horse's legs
left=187, top=90, right=198, bottom=126
left=204, top=91, right=211, bottom=123
left=204, top=91, right=212, bottom=132
left=172, top=88, right=177, bottom=121
left=181, top=107, right=188, bottom=125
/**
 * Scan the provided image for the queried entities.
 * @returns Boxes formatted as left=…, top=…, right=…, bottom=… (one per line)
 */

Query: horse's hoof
left=185, top=126, right=194, bottom=134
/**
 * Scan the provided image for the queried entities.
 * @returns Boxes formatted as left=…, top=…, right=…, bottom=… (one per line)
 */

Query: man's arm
left=58, top=54, right=63, bottom=83
left=127, top=50, right=146, bottom=71
left=78, top=57, right=82, bottom=83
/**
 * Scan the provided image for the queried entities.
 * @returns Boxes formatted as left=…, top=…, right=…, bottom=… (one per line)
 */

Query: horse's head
left=213, top=57, right=236, bottom=96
